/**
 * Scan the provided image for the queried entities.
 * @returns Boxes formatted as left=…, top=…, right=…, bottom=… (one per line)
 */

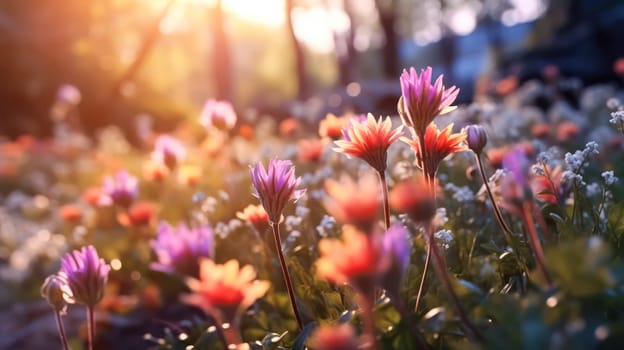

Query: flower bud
left=465, top=125, right=488, bottom=154
left=41, top=274, right=69, bottom=313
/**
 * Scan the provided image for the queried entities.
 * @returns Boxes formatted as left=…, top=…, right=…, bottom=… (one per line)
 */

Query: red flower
left=118, top=201, right=156, bottom=227
left=333, top=114, right=403, bottom=173
left=556, top=121, right=580, bottom=143
left=402, top=122, right=467, bottom=178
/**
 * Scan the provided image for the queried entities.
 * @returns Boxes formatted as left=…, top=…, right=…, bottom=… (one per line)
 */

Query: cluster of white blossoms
left=562, top=141, right=600, bottom=186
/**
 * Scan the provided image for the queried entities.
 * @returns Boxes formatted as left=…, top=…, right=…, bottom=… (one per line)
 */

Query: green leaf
left=608, top=202, right=624, bottom=238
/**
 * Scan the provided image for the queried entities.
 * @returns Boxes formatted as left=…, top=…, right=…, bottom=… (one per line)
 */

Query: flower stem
left=87, top=306, right=95, bottom=350
left=220, top=321, right=243, bottom=349
left=414, top=242, right=431, bottom=313
left=356, top=293, right=378, bottom=350
left=378, top=171, right=391, bottom=231
left=425, top=224, right=481, bottom=342
left=475, top=154, right=514, bottom=241
left=520, top=202, right=553, bottom=288
left=271, top=223, right=304, bottom=331
left=54, top=311, right=70, bottom=350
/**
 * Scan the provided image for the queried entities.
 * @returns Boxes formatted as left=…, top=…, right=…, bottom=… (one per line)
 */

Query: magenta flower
left=200, top=99, right=237, bottom=131
left=102, top=170, right=138, bottom=207
left=152, top=135, right=186, bottom=169
left=250, top=157, right=305, bottom=224
left=398, top=66, right=459, bottom=138
left=150, top=222, right=213, bottom=277
left=56, top=84, right=81, bottom=105
left=60, top=245, right=110, bottom=307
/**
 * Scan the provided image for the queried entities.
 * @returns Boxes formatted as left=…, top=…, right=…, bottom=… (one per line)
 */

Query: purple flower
left=502, top=146, right=530, bottom=186
left=398, top=66, right=459, bottom=138
left=150, top=222, right=213, bottom=277
left=383, top=225, right=410, bottom=272
left=250, top=157, right=305, bottom=224
left=60, top=245, right=110, bottom=307
left=199, top=99, right=237, bottom=131
left=102, top=170, right=138, bottom=207
left=152, top=135, right=186, bottom=169
left=381, top=225, right=410, bottom=299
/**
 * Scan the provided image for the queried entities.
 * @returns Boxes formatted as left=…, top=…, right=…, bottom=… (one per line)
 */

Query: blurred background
left=1, top=0, right=623, bottom=138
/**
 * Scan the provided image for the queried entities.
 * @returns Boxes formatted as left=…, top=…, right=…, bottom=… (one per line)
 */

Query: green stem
left=271, top=223, right=304, bottom=331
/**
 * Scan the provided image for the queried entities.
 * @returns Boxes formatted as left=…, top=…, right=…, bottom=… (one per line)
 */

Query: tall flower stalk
left=334, top=113, right=403, bottom=231
left=250, top=158, right=305, bottom=330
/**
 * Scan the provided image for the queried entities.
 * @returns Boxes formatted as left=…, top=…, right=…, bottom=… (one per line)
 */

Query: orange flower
left=143, top=161, right=170, bottom=182
left=556, top=121, right=580, bottom=143
left=82, top=187, right=107, bottom=206
left=60, top=204, right=82, bottom=223
left=238, top=124, right=255, bottom=140
left=182, top=259, right=270, bottom=323
left=200, top=132, right=226, bottom=158
left=531, top=165, right=564, bottom=204
left=495, top=76, right=518, bottom=96
left=236, top=204, right=270, bottom=234
left=531, top=123, right=551, bottom=139
left=333, top=114, right=403, bottom=173
left=319, top=113, right=347, bottom=140
left=389, top=177, right=437, bottom=222
left=486, top=146, right=509, bottom=168
left=307, top=323, right=359, bottom=350
left=316, top=226, right=387, bottom=293
left=279, top=117, right=300, bottom=138
left=402, top=122, right=467, bottom=178
left=324, top=173, right=381, bottom=232
left=178, top=165, right=202, bottom=186
left=297, top=138, right=327, bottom=163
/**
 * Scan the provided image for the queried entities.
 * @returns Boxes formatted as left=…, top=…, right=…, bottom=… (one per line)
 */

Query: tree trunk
left=285, top=0, right=308, bottom=100
left=375, top=0, right=399, bottom=79
left=211, top=0, right=232, bottom=101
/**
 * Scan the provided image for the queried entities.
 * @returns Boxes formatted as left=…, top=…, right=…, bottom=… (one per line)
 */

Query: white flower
left=610, top=111, right=624, bottom=125
left=434, top=229, right=454, bottom=249
left=602, top=171, right=618, bottom=186
left=445, top=183, right=475, bottom=202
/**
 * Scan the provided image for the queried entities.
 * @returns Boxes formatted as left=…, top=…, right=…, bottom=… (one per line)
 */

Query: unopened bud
left=41, top=274, right=69, bottom=313
left=465, top=125, right=488, bottom=154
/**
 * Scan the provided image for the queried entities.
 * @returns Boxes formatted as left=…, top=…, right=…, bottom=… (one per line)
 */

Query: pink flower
left=150, top=222, right=213, bottom=277
left=307, top=323, right=359, bottom=350
left=398, top=66, right=459, bottom=138
left=199, top=99, right=237, bottom=131
left=333, top=113, right=403, bottom=173
left=250, top=158, right=305, bottom=224
left=102, top=170, right=138, bottom=208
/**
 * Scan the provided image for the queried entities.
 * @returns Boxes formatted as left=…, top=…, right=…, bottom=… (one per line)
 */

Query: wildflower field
left=3, top=65, right=624, bottom=350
